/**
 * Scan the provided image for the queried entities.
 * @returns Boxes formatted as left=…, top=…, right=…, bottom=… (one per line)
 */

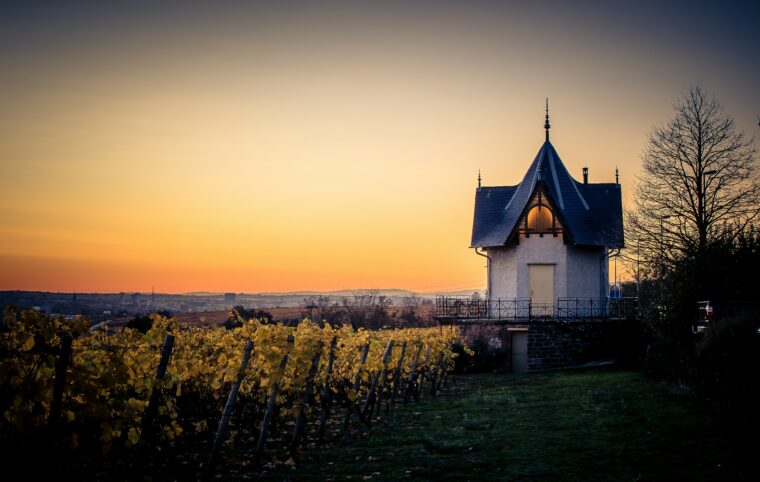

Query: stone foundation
left=457, top=320, right=622, bottom=372
left=527, top=321, right=620, bottom=370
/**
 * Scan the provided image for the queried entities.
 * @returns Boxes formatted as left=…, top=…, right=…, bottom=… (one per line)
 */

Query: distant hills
left=0, top=288, right=485, bottom=319
left=182, top=288, right=484, bottom=298
left=1, top=288, right=484, bottom=298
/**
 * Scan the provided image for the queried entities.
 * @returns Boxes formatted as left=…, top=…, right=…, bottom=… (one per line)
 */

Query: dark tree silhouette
left=301, top=295, right=341, bottom=326
left=341, top=289, right=392, bottom=330
left=224, top=305, right=273, bottom=330
left=627, top=84, right=758, bottom=271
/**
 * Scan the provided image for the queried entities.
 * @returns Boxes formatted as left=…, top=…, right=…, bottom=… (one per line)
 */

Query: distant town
left=0, top=289, right=483, bottom=323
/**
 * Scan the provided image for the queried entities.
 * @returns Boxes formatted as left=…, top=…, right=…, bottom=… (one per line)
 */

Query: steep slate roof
left=471, top=140, right=624, bottom=248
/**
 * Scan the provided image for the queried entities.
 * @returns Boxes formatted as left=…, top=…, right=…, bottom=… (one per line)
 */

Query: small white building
left=471, top=107, right=624, bottom=315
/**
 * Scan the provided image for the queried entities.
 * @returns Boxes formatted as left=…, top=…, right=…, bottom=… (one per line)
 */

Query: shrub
left=643, top=340, right=696, bottom=382
left=454, top=335, right=505, bottom=373
left=225, top=306, right=274, bottom=330
left=127, top=315, right=153, bottom=333
left=693, top=315, right=760, bottom=427
left=612, top=317, right=651, bottom=369
left=127, top=310, right=172, bottom=333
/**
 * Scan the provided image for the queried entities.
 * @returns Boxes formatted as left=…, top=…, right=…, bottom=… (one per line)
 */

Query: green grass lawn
left=257, top=368, right=757, bottom=481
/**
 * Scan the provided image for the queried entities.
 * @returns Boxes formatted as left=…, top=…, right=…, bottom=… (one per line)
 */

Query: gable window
left=520, top=190, right=562, bottom=237
left=527, top=204, right=553, bottom=231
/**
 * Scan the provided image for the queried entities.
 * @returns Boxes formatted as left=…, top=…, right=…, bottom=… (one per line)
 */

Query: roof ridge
left=548, top=142, right=589, bottom=211
left=471, top=138, right=623, bottom=248
left=581, top=182, right=620, bottom=188
left=503, top=146, right=544, bottom=213
left=569, top=178, right=590, bottom=210
left=545, top=145, right=565, bottom=210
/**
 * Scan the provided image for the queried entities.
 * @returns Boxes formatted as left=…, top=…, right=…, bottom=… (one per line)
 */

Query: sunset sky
left=1, top=1, right=758, bottom=293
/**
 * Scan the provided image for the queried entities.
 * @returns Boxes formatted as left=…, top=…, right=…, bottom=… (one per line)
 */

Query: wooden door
left=511, top=331, right=528, bottom=374
left=529, top=264, right=555, bottom=305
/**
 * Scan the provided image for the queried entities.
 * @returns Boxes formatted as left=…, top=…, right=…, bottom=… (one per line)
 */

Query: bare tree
left=342, top=289, right=393, bottom=329
left=627, top=84, right=758, bottom=269
left=399, top=294, right=423, bottom=325
left=401, top=294, right=422, bottom=311
left=302, top=295, right=338, bottom=325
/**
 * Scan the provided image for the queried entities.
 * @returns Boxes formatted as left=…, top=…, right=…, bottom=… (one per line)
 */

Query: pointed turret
left=471, top=105, right=623, bottom=248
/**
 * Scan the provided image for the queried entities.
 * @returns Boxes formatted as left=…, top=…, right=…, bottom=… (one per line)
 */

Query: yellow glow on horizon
left=1, top=3, right=756, bottom=293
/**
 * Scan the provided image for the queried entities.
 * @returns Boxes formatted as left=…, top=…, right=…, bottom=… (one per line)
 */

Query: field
left=4, top=308, right=758, bottom=480
left=260, top=368, right=758, bottom=481
left=173, top=304, right=436, bottom=327
left=174, top=308, right=304, bottom=326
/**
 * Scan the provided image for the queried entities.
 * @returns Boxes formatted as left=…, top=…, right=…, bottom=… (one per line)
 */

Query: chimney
left=582, top=167, right=588, bottom=184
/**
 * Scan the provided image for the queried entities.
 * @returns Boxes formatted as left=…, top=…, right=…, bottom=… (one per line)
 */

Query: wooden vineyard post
left=438, top=360, right=448, bottom=392
left=430, top=352, right=445, bottom=397
left=270, top=404, right=280, bottom=438
left=385, top=341, right=407, bottom=413
left=342, top=342, right=370, bottom=432
left=373, top=340, right=399, bottom=418
left=291, top=341, right=324, bottom=452
left=205, top=340, right=254, bottom=476
left=436, top=354, right=448, bottom=392
left=48, top=334, right=72, bottom=437
left=317, top=337, right=338, bottom=442
left=438, top=345, right=452, bottom=391
left=403, top=343, right=423, bottom=405
left=361, top=340, right=393, bottom=423
left=413, top=344, right=431, bottom=402
left=255, top=335, right=294, bottom=463
left=140, top=334, right=175, bottom=443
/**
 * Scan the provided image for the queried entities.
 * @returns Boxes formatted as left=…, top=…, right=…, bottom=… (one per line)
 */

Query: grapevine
left=0, top=307, right=470, bottom=475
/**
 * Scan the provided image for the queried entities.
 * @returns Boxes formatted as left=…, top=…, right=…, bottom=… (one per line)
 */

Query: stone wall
left=458, top=323, right=509, bottom=350
left=527, top=320, right=621, bottom=370
left=456, top=320, right=622, bottom=372
left=457, top=323, right=514, bottom=372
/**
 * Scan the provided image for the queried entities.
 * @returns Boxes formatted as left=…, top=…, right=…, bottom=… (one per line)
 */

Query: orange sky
left=1, top=2, right=758, bottom=293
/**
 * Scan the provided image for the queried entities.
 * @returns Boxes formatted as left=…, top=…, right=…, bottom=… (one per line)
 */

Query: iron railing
left=435, top=295, right=637, bottom=321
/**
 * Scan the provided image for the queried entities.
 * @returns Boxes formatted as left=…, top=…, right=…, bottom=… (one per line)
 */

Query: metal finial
left=615, top=167, right=619, bottom=184
left=477, top=169, right=481, bottom=188
left=544, top=98, right=550, bottom=141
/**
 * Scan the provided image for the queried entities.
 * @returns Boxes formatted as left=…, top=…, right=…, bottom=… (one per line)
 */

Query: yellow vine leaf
left=22, top=336, right=35, bottom=351
left=127, top=428, right=139, bottom=446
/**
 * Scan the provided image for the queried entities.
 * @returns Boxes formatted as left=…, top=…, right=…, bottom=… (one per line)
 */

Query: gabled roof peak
left=471, top=138, right=624, bottom=248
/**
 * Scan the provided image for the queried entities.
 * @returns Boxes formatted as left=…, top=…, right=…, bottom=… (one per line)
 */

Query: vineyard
left=0, top=308, right=466, bottom=478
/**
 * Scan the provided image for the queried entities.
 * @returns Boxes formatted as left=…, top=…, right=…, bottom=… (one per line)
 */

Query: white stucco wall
left=487, top=244, right=518, bottom=300
left=566, top=244, right=607, bottom=300
left=485, top=234, right=607, bottom=301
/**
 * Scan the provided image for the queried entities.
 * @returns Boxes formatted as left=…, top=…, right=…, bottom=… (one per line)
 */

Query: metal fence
left=435, top=295, right=637, bottom=321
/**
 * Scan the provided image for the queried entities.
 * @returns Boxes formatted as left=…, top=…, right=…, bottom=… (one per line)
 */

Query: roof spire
left=477, top=169, right=482, bottom=188
left=544, top=98, right=551, bottom=141
left=615, top=166, right=619, bottom=184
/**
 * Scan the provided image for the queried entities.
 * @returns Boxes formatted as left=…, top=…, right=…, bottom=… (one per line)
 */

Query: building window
left=527, top=205, right=553, bottom=232
left=520, top=190, right=562, bottom=237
